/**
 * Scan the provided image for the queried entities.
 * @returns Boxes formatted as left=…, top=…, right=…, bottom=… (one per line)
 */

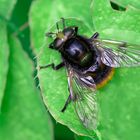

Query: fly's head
left=48, top=27, right=78, bottom=51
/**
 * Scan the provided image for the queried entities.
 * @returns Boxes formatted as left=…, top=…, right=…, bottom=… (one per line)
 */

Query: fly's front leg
left=39, top=62, right=64, bottom=70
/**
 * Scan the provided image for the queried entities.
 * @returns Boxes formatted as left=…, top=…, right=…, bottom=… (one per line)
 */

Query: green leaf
left=0, top=23, right=9, bottom=110
left=30, top=0, right=140, bottom=139
left=75, top=135, right=98, bottom=140
left=0, top=36, right=53, bottom=140
left=0, top=0, right=17, bottom=110
left=91, top=0, right=140, bottom=44
left=0, top=0, right=17, bottom=19
left=111, top=0, right=140, bottom=10
left=30, top=0, right=97, bottom=137
left=91, top=0, right=140, bottom=140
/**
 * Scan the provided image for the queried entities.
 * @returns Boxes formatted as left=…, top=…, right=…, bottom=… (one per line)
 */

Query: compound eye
left=63, top=27, right=74, bottom=38
left=53, top=38, right=64, bottom=49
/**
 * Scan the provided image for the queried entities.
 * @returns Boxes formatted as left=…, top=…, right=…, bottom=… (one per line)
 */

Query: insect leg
left=90, top=32, right=99, bottom=41
left=48, top=42, right=54, bottom=49
left=39, top=62, right=64, bottom=70
left=46, top=32, right=56, bottom=38
left=61, top=95, right=71, bottom=112
left=74, top=26, right=78, bottom=35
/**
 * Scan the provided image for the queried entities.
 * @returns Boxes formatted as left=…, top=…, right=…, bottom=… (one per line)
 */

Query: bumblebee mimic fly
left=39, top=18, right=140, bottom=129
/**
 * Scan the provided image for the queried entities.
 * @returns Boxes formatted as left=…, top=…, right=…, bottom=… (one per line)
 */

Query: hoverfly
left=39, top=18, right=140, bottom=130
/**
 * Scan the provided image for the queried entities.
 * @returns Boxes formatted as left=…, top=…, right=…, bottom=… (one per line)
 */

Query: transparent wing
left=66, top=65, right=98, bottom=130
left=95, top=39, right=140, bottom=67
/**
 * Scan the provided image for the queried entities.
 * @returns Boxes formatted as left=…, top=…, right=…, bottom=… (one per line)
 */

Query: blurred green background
left=1, top=0, right=140, bottom=140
